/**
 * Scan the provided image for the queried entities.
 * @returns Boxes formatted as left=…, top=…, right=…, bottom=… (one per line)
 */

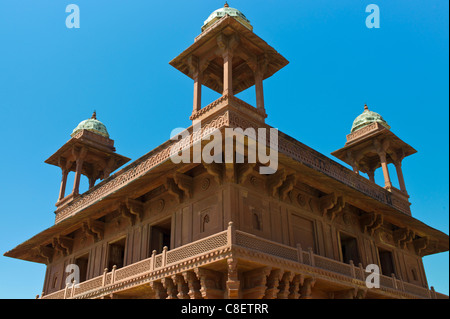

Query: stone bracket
left=52, top=235, right=73, bottom=256
left=266, top=168, right=287, bottom=197
left=393, top=227, right=415, bottom=249
left=360, top=212, right=383, bottom=236
left=319, top=193, right=345, bottom=221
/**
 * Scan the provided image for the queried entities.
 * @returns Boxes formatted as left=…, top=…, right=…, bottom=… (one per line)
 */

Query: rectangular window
left=149, top=218, right=171, bottom=254
left=339, top=233, right=360, bottom=265
left=74, top=253, right=89, bottom=283
left=107, top=237, right=126, bottom=270
left=378, top=247, right=396, bottom=276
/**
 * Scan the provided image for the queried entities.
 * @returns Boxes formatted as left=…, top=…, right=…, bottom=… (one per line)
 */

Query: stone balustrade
left=40, top=223, right=439, bottom=299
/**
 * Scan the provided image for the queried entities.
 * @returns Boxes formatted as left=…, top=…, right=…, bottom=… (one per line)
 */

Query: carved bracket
left=173, top=172, right=194, bottom=199
left=203, top=162, right=224, bottom=185
left=182, top=271, right=203, bottom=299
left=242, top=266, right=272, bottom=299
left=52, top=236, right=73, bottom=256
left=165, top=177, right=184, bottom=203
left=36, top=245, right=54, bottom=264
left=126, top=198, right=144, bottom=223
left=414, top=236, right=439, bottom=256
left=360, top=212, right=383, bottom=236
left=319, top=193, right=345, bottom=221
left=278, top=174, right=296, bottom=201
left=266, top=168, right=287, bottom=197
left=82, top=218, right=105, bottom=241
left=162, top=172, right=193, bottom=204
left=263, top=269, right=283, bottom=299
left=393, top=227, right=415, bottom=249
left=226, top=258, right=240, bottom=299
left=194, top=267, right=225, bottom=299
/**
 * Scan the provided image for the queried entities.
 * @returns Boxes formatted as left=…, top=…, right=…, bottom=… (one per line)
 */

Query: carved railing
left=41, top=224, right=437, bottom=299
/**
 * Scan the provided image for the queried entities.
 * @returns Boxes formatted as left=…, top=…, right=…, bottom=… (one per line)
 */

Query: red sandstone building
left=4, top=4, right=449, bottom=299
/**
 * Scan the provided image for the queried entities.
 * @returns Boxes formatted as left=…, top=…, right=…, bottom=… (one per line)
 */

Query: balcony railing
left=41, top=223, right=438, bottom=299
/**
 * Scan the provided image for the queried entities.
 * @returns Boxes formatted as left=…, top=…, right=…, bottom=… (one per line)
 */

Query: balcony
left=40, top=223, right=442, bottom=299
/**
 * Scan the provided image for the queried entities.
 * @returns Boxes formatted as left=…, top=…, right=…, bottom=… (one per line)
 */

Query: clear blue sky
left=0, top=0, right=448, bottom=298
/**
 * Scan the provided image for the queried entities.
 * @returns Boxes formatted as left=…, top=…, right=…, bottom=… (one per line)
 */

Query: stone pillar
left=192, top=59, right=202, bottom=113
left=72, top=159, right=84, bottom=195
left=378, top=151, right=392, bottom=189
left=394, top=161, right=407, bottom=193
left=72, top=147, right=87, bottom=196
left=367, top=170, right=375, bottom=183
left=255, top=70, right=264, bottom=112
left=226, top=258, right=240, bottom=299
left=59, top=169, right=69, bottom=200
left=223, top=50, right=233, bottom=96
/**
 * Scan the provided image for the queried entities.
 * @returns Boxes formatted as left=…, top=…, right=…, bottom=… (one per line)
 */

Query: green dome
left=71, top=112, right=110, bottom=138
left=202, top=2, right=252, bottom=31
left=351, top=105, right=390, bottom=133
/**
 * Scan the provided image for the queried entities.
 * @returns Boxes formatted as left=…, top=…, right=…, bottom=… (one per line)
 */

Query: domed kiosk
left=332, top=104, right=416, bottom=206
left=44, top=112, right=130, bottom=208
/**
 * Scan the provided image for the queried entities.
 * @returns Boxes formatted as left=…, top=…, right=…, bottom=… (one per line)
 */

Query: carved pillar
left=150, top=281, right=168, bottom=299
left=72, top=147, right=87, bottom=196
left=195, top=268, right=225, bottom=299
left=222, top=49, right=233, bottom=96
left=59, top=169, right=69, bottom=200
left=226, top=258, right=240, bottom=299
left=263, top=269, right=283, bottom=299
left=394, top=161, right=407, bottom=193
left=299, top=277, right=315, bottom=299
left=277, top=272, right=294, bottom=299
left=172, top=274, right=190, bottom=299
left=288, top=274, right=303, bottom=299
left=378, top=151, right=392, bottom=189
left=162, top=277, right=178, bottom=299
left=189, top=56, right=202, bottom=114
left=241, top=267, right=271, bottom=299
left=182, top=271, right=203, bottom=299
left=255, top=70, right=264, bottom=112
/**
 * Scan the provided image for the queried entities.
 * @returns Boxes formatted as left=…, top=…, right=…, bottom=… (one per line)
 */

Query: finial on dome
left=91, top=110, right=97, bottom=120
left=224, top=2, right=229, bottom=7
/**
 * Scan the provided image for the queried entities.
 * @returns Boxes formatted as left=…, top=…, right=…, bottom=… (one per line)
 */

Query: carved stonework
left=126, top=198, right=144, bottom=223
left=82, top=221, right=99, bottom=242
left=394, top=227, right=415, bottom=249
left=288, top=274, right=304, bottom=299
left=360, top=212, right=383, bottom=236
left=378, top=229, right=394, bottom=246
left=171, top=274, right=190, bottom=299
left=36, top=245, right=54, bottom=264
left=300, top=277, right=316, bottom=299
left=194, top=268, right=224, bottom=299
left=52, top=236, right=73, bottom=257
left=263, top=269, right=283, bottom=299
left=319, top=193, right=345, bottom=222
left=277, top=271, right=294, bottom=299
left=150, top=281, right=168, bottom=299
left=414, top=237, right=439, bottom=257
left=203, top=162, right=224, bottom=185
left=162, top=277, right=178, bottom=299
left=226, top=258, right=240, bottom=299
left=266, top=168, right=286, bottom=197
left=182, top=271, right=203, bottom=299
left=242, top=267, right=271, bottom=299
left=278, top=174, right=296, bottom=201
